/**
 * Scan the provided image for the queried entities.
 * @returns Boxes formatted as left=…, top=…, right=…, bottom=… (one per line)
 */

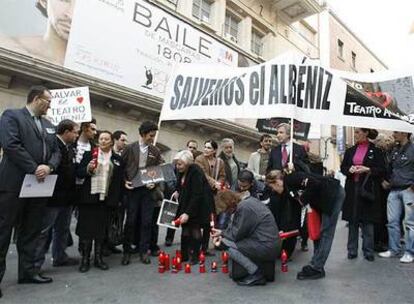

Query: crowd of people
left=0, top=86, right=413, bottom=296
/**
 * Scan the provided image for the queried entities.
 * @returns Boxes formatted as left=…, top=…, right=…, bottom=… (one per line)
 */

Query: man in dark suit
left=121, top=121, right=163, bottom=265
left=33, top=119, right=80, bottom=273
left=267, top=123, right=309, bottom=173
left=266, top=123, right=310, bottom=252
left=0, top=86, right=61, bottom=297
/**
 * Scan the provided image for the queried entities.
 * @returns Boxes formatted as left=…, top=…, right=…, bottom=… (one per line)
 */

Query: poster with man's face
left=0, top=0, right=75, bottom=65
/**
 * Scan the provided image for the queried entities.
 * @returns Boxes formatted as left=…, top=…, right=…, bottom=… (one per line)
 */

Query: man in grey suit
left=0, top=86, right=61, bottom=298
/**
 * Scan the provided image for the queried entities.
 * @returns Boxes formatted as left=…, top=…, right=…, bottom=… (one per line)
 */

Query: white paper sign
left=64, top=0, right=238, bottom=99
left=19, top=174, right=58, bottom=198
left=47, top=87, right=92, bottom=126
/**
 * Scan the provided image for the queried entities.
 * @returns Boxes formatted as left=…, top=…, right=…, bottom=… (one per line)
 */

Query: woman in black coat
left=174, top=150, right=215, bottom=264
left=76, top=131, right=124, bottom=272
left=340, top=128, right=386, bottom=261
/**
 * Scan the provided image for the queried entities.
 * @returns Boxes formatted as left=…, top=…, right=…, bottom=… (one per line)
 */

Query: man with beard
left=247, top=134, right=272, bottom=182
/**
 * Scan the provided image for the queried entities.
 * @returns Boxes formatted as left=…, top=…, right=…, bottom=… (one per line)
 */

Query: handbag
left=307, top=206, right=321, bottom=241
left=359, top=173, right=376, bottom=203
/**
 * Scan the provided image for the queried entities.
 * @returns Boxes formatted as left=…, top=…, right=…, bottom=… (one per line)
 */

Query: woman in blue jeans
left=266, top=170, right=345, bottom=280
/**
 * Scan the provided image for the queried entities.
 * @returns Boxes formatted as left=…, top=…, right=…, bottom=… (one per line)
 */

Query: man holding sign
left=0, top=86, right=61, bottom=297
left=121, top=121, right=163, bottom=265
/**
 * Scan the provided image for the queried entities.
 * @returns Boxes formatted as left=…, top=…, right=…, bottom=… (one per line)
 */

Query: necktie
left=34, top=116, right=47, bottom=162
left=282, top=145, right=288, bottom=167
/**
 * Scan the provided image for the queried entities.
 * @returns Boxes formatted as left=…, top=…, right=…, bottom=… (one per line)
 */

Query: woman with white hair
left=174, top=150, right=215, bottom=263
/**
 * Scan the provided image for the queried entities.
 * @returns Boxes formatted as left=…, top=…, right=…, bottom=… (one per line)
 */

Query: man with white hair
left=267, top=123, right=309, bottom=173
left=218, top=138, right=240, bottom=191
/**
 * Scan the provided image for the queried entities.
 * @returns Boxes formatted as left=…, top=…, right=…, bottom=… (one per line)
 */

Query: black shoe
left=236, top=269, right=266, bottom=286
left=79, top=240, right=92, bottom=273
left=364, top=255, right=375, bottom=262
left=297, top=265, right=325, bottom=280
left=121, top=253, right=131, bottom=266
left=301, top=244, right=309, bottom=252
left=53, top=257, right=79, bottom=267
left=347, top=253, right=358, bottom=260
left=18, top=274, right=53, bottom=284
left=165, top=239, right=173, bottom=247
left=140, top=253, right=151, bottom=264
left=94, top=243, right=109, bottom=270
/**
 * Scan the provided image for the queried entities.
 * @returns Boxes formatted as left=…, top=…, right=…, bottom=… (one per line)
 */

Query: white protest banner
left=161, top=54, right=414, bottom=132
left=47, top=87, right=92, bottom=126
left=64, top=0, right=238, bottom=99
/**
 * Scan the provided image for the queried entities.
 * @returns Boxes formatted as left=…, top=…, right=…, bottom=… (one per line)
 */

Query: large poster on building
left=64, top=0, right=238, bottom=98
left=0, top=0, right=237, bottom=99
left=160, top=55, right=414, bottom=132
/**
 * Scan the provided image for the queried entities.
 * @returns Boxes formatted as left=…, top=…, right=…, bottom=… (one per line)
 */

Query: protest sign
left=157, top=199, right=179, bottom=230
left=161, top=54, right=413, bottom=132
left=131, top=163, right=176, bottom=188
left=47, top=87, right=92, bottom=125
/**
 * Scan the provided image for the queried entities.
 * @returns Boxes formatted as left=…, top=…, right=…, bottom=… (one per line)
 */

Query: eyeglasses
left=38, top=97, right=52, bottom=103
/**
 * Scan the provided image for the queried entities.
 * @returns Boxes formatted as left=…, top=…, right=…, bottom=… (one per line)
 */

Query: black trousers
left=134, top=206, right=160, bottom=252
left=123, top=188, right=154, bottom=254
left=0, top=192, right=47, bottom=282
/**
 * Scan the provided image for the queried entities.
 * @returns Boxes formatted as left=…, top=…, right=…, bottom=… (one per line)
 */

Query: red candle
left=221, top=264, right=229, bottom=274
left=171, top=257, right=178, bottom=273
left=176, top=256, right=182, bottom=271
left=91, top=147, right=99, bottom=169
left=211, top=261, right=218, bottom=272
left=158, top=252, right=165, bottom=265
left=164, top=254, right=170, bottom=271
left=281, top=249, right=288, bottom=273
left=199, top=263, right=206, bottom=273
left=221, top=251, right=229, bottom=263
left=199, top=251, right=205, bottom=264
left=184, top=263, right=191, bottom=273
left=176, top=250, right=182, bottom=259
left=172, top=219, right=181, bottom=227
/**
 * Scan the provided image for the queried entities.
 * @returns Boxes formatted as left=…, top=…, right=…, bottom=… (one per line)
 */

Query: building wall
left=329, top=14, right=387, bottom=73
left=318, top=11, right=388, bottom=172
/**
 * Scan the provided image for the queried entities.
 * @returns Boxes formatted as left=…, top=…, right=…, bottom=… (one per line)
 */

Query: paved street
left=2, top=222, right=414, bottom=304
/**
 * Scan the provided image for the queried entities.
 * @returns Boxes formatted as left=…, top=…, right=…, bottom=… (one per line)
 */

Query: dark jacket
left=76, top=150, right=124, bottom=207
left=340, top=143, right=386, bottom=223
left=48, top=137, right=76, bottom=206
left=218, top=151, right=240, bottom=189
left=223, top=197, right=280, bottom=261
left=389, top=142, right=414, bottom=189
left=284, top=172, right=341, bottom=215
left=121, top=141, right=163, bottom=182
left=267, top=142, right=309, bottom=173
left=0, top=107, right=61, bottom=192
left=268, top=189, right=302, bottom=232
left=176, top=164, right=215, bottom=225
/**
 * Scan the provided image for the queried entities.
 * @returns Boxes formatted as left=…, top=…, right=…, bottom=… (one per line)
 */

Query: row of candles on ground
left=158, top=250, right=229, bottom=274
left=159, top=249, right=289, bottom=273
